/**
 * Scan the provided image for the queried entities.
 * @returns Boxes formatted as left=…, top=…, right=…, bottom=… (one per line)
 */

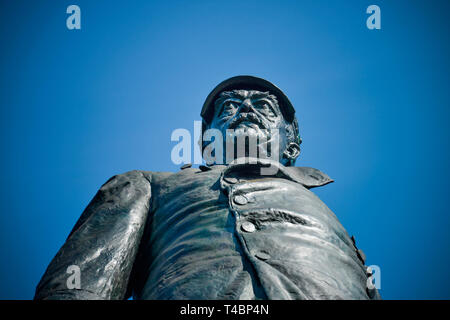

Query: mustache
left=228, top=113, right=267, bottom=130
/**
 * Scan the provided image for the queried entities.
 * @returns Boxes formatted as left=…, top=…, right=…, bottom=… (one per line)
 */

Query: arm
left=34, top=170, right=152, bottom=300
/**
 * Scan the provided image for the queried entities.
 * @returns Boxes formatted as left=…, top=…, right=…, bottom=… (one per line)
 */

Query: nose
left=239, top=98, right=254, bottom=113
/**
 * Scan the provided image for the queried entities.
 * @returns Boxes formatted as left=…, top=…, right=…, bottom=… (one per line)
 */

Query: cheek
left=271, top=125, right=289, bottom=146
left=210, top=116, right=224, bottom=127
left=208, top=119, right=228, bottom=134
left=264, top=117, right=284, bottom=130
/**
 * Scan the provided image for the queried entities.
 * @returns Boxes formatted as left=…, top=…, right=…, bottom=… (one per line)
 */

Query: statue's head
left=200, top=76, right=301, bottom=166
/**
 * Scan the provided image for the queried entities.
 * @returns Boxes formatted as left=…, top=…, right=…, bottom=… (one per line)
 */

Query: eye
left=253, top=100, right=276, bottom=117
left=220, top=100, right=237, bottom=116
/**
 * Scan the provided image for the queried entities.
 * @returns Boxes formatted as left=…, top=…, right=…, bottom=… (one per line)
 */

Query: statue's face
left=208, top=89, right=293, bottom=165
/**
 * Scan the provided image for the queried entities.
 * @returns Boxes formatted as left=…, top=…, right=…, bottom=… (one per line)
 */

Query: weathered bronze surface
left=35, top=76, right=380, bottom=300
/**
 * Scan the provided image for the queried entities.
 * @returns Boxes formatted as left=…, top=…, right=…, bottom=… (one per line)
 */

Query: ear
left=283, top=142, right=301, bottom=165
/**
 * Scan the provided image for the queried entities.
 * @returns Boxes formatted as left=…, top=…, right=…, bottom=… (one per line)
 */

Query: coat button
left=233, top=195, right=248, bottom=205
left=241, top=221, right=256, bottom=233
left=255, top=251, right=270, bottom=261
left=224, top=176, right=239, bottom=184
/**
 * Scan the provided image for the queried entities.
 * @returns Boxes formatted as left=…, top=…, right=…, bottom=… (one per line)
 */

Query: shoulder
left=100, top=170, right=175, bottom=189
left=285, top=166, right=334, bottom=189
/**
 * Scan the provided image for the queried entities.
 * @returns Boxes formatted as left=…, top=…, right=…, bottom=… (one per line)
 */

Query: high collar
left=211, top=158, right=333, bottom=189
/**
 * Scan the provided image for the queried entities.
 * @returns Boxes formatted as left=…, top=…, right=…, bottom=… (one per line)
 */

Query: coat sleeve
left=34, top=170, right=152, bottom=300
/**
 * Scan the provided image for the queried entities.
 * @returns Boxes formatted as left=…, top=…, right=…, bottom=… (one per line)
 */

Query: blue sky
left=0, top=0, right=449, bottom=299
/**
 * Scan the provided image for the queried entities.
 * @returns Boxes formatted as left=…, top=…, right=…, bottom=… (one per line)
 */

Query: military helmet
left=200, top=75, right=296, bottom=123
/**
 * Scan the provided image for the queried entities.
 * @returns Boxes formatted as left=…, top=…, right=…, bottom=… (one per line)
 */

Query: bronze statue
left=35, top=76, right=380, bottom=300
